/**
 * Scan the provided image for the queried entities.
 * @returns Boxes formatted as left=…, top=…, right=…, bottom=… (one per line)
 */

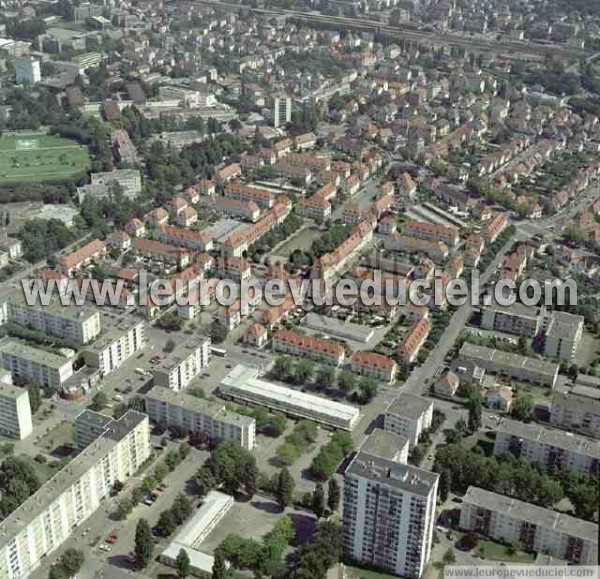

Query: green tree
left=273, top=355, right=294, bottom=381
left=135, top=518, right=154, bottom=568
left=327, top=478, right=340, bottom=512
left=155, top=509, right=177, bottom=537
left=439, top=469, right=451, bottom=503
left=467, top=399, right=482, bottom=432
left=312, top=482, right=326, bottom=519
left=510, top=392, right=534, bottom=422
left=276, top=442, right=300, bottom=466
left=177, top=547, right=191, bottom=579
left=171, top=493, right=192, bottom=524
left=91, top=391, right=108, bottom=411
left=212, top=550, right=228, bottom=579
left=275, top=467, right=295, bottom=510
left=337, top=370, right=356, bottom=394
left=27, top=383, right=42, bottom=414
left=315, top=366, right=335, bottom=390
left=442, top=548, right=456, bottom=565
left=294, top=358, right=315, bottom=384
left=59, top=549, right=84, bottom=576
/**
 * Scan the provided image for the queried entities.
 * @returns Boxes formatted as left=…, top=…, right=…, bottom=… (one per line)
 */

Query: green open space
left=0, top=134, right=91, bottom=183
left=275, top=226, right=322, bottom=257
left=477, top=539, right=536, bottom=563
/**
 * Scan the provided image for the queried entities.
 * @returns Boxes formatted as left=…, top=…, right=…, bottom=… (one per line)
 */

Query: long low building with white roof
left=160, top=490, right=234, bottom=576
left=219, top=364, right=361, bottom=430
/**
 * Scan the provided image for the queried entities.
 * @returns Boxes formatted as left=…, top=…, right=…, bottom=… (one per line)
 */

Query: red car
left=105, top=530, right=118, bottom=544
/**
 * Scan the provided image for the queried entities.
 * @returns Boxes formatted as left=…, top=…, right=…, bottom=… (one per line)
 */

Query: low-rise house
left=125, top=218, right=146, bottom=238
left=272, top=330, right=345, bottom=366
left=59, top=240, right=107, bottom=276
left=156, top=224, right=213, bottom=252
left=397, top=317, right=431, bottom=362
left=434, top=371, right=460, bottom=396
left=350, top=351, right=397, bottom=382
left=243, top=323, right=268, bottom=348
left=484, top=385, right=513, bottom=412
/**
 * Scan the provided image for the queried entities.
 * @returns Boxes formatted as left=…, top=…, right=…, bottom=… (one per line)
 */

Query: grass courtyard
left=0, top=134, right=91, bottom=183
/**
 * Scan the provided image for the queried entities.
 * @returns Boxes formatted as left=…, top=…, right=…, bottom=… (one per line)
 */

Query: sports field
left=0, top=134, right=91, bottom=183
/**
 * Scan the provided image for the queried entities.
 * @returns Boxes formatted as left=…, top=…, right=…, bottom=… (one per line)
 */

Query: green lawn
left=477, top=539, right=536, bottom=563
left=346, top=566, right=399, bottom=579
left=0, top=134, right=90, bottom=183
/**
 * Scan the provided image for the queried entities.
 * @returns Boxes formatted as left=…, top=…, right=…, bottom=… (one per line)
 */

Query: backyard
left=0, top=134, right=91, bottom=183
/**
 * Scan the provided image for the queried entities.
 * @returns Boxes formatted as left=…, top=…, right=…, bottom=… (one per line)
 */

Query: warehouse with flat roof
left=220, top=364, right=361, bottom=430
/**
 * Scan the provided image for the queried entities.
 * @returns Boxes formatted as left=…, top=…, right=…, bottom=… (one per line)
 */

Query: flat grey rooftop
left=146, top=386, right=255, bottom=428
left=75, top=409, right=113, bottom=429
left=301, top=312, right=375, bottom=343
left=360, top=428, right=409, bottom=460
left=463, top=486, right=598, bottom=543
left=153, top=337, right=208, bottom=374
left=459, top=342, right=559, bottom=378
left=0, top=337, right=71, bottom=369
left=346, top=451, right=438, bottom=497
left=484, top=300, right=540, bottom=319
left=386, top=393, right=433, bottom=420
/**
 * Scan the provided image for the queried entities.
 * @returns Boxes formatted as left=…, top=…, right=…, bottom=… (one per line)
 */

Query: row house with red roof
left=224, top=183, right=274, bottom=209
left=59, top=240, right=107, bottom=276
left=272, top=330, right=345, bottom=366
left=311, top=222, right=375, bottom=280
left=145, top=207, right=169, bottom=228
left=156, top=224, right=213, bottom=253
left=482, top=212, right=508, bottom=243
left=216, top=163, right=242, bottom=183
left=297, top=196, right=331, bottom=223
left=403, top=220, right=460, bottom=247
left=384, top=234, right=450, bottom=262
left=397, top=317, right=431, bottom=362
left=350, top=351, right=397, bottom=382
left=132, top=238, right=190, bottom=268
left=222, top=199, right=292, bottom=257
left=211, top=195, right=261, bottom=223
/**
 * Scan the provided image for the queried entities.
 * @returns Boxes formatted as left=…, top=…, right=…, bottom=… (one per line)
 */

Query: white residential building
left=551, top=378, right=600, bottom=439
left=7, top=296, right=101, bottom=345
left=493, top=418, right=599, bottom=476
left=541, top=311, right=584, bottom=362
left=0, top=379, right=33, bottom=440
left=15, top=57, right=41, bottom=85
left=460, top=487, right=598, bottom=565
left=384, top=394, right=434, bottom=446
left=0, top=338, right=73, bottom=390
left=343, top=452, right=438, bottom=577
left=272, top=95, right=292, bottom=128
left=82, top=318, right=147, bottom=376
left=152, top=337, right=211, bottom=391
left=0, top=411, right=150, bottom=578
left=481, top=302, right=541, bottom=338
left=145, top=386, right=256, bottom=450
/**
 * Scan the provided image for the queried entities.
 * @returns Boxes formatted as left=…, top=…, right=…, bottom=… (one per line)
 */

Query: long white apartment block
left=0, top=411, right=150, bottom=578
left=0, top=375, right=32, bottom=440
left=551, top=378, right=600, bottom=439
left=460, top=487, right=598, bottom=565
left=152, top=337, right=211, bottom=391
left=494, top=417, right=599, bottom=476
left=343, top=452, right=438, bottom=577
left=82, top=316, right=147, bottom=376
left=220, top=364, right=360, bottom=430
left=6, top=295, right=101, bottom=346
left=0, top=338, right=73, bottom=390
left=145, top=386, right=256, bottom=450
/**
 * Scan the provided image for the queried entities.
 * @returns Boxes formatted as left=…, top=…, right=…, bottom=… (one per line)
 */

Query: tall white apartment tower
left=343, top=452, right=439, bottom=578
left=15, top=58, right=41, bottom=85
left=272, top=95, right=292, bottom=128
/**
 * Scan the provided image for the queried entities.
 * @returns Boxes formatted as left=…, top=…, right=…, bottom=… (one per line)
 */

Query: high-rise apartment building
left=272, top=96, right=292, bottom=128
left=0, top=380, right=32, bottom=440
left=343, top=451, right=438, bottom=577
left=0, top=411, right=150, bottom=578
left=15, top=58, right=41, bottom=85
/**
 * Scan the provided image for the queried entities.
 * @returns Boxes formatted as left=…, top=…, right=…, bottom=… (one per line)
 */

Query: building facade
left=343, top=452, right=438, bottom=577
left=384, top=394, right=434, bottom=446
left=152, top=337, right=211, bottom=391
left=0, top=381, right=32, bottom=440
left=145, top=386, right=256, bottom=450
left=0, top=411, right=150, bottom=578
left=460, top=487, right=598, bottom=565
